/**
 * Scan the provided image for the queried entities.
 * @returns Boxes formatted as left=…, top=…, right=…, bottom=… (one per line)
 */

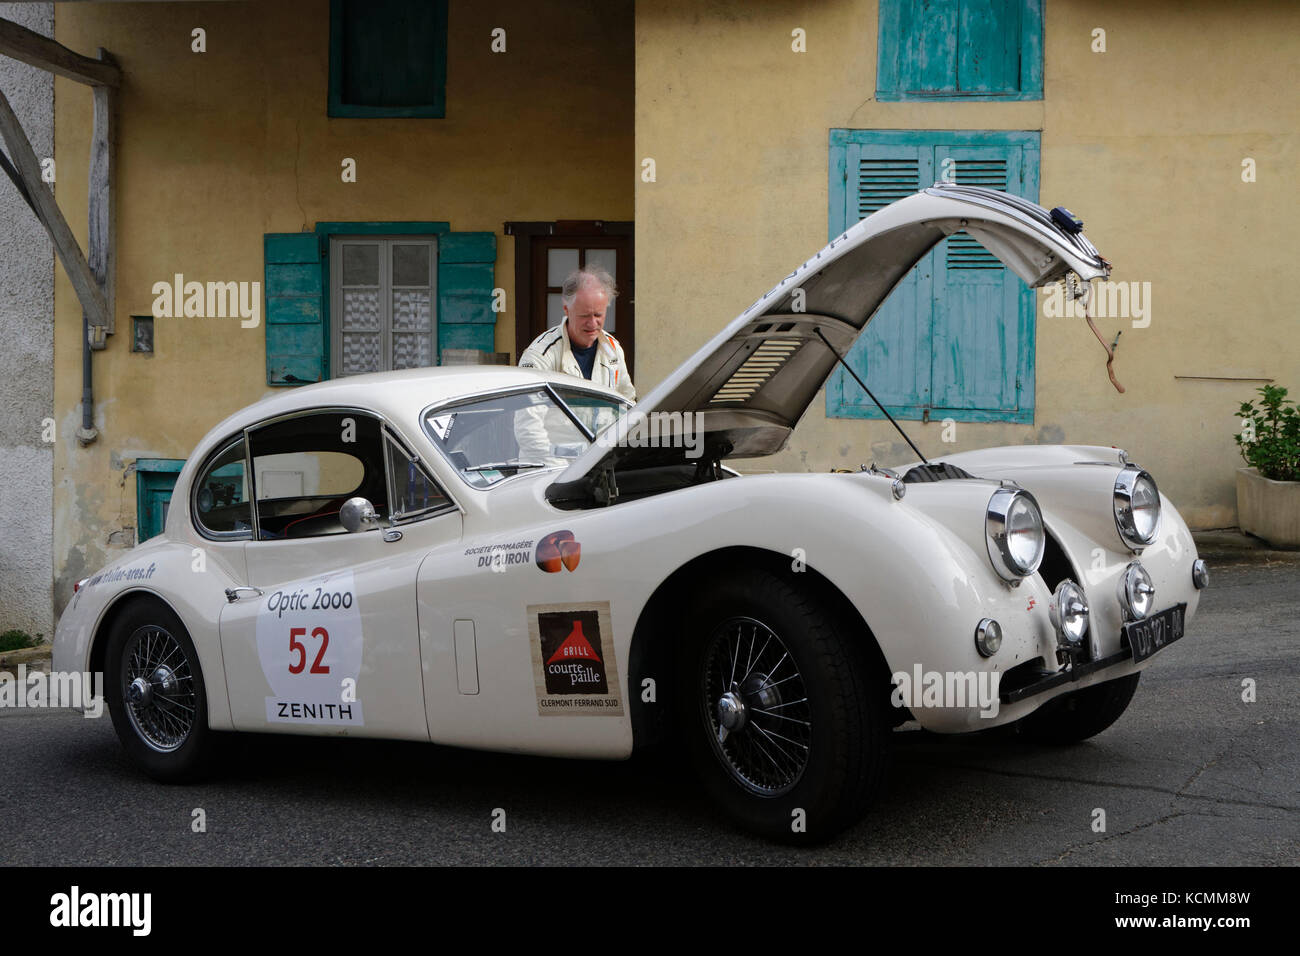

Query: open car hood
left=547, top=184, right=1111, bottom=503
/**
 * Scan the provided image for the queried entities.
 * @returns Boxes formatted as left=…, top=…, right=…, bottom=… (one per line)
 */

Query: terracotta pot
left=1237, top=467, right=1300, bottom=549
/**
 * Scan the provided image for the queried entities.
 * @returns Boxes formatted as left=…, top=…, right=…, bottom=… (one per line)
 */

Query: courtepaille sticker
left=527, top=601, right=622, bottom=716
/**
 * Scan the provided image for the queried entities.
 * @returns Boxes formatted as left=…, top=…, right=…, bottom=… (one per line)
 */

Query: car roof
left=199, top=365, right=622, bottom=447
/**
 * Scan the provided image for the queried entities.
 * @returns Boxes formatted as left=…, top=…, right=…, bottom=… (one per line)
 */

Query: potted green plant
left=1235, top=384, right=1300, bottom=548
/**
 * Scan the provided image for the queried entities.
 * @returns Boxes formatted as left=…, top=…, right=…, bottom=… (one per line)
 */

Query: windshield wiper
left=464, top=460, right=548, bottom=473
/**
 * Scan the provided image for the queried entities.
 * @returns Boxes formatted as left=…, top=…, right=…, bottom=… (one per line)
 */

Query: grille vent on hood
left=709, top=338, right=802, bottom=405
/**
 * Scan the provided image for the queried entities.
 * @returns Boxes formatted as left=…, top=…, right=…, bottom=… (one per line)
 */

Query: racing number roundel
left=255, top=571, right=365, bottom=726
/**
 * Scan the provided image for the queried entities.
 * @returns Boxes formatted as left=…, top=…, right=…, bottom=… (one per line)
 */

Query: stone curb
left=0, top=645, right=52, bottom=673
left=1192, top=528, right=1300, bottom=564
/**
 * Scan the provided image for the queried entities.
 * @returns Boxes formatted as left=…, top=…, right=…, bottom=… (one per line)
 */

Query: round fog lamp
left=1118, top=561, right=1156, bottom=621
left=1049, top=580, right=1090, bottom=647
left=974, top=618, right=1002, bottom=658
left=1192, top=559, right=1209, bottom=590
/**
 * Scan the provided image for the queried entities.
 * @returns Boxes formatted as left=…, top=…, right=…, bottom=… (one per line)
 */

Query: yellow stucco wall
left=52, top=0, right=633, bottom=606
left=634, top=0, right=1299, bottom=527
left=45, top=0, right=1300, bottom=610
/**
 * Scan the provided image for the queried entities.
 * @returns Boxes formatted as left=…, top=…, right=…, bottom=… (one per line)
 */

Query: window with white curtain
left=330, top=237, right=438, bottom=376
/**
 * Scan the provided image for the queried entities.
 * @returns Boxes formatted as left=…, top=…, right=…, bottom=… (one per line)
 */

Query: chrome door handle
left=225, top=586, right=264, bottom=603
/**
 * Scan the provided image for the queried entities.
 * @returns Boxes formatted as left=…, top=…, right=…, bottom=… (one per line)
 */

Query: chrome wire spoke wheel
left=702, top=616, right=812, bottom=797
left=121, top=624, right=197, bottom=753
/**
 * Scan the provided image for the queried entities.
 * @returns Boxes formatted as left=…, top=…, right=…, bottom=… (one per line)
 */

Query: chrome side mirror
left=339, top=497, right=379, bottom=533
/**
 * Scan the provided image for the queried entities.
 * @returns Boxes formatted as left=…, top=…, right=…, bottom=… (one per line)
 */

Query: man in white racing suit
left=515, top=266, right=635, bottom=464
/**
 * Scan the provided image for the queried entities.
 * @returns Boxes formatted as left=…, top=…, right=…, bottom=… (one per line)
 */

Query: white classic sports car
left=54, top=185, right=1207, bottom=841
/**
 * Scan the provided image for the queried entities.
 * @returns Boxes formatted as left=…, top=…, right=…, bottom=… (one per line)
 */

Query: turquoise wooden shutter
left=828, top=141, right=933, bottom=418
left=883, top=0, right=959, bottom=96
left=437, top=232, right=497, bottom=358
left=877, top=0, right=1043, bottom=101
left=957, top=0, right=1021, bottom=94
left=827, top=129, right=1040, bottom=423
left=930, top=139, right=1038, bottom=422
left=265, top=233, right=326, bottom=385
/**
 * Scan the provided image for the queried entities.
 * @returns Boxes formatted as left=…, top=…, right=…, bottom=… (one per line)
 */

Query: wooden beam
left=0, top=16, right=121, bottom=87
left=88, top=48, right=116, bottom=337
left=0, top=86, right=109, bottom=329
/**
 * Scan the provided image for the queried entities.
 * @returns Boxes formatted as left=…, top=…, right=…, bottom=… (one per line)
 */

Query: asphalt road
left=2, top=554, right=1296, bottom=866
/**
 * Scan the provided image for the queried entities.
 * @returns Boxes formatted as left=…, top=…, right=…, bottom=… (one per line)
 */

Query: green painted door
left=137, top=467, right=182, bottom=542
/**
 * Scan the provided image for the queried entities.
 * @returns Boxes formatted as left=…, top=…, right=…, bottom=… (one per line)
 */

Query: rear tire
left=1015, top=672, right=1141, bottom=744
left=675, top=569, right=889, bottom=842
left=104, top=599, right=213, bottom=781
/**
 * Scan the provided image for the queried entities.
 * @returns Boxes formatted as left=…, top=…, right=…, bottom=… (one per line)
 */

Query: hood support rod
left=813, top=327, right=928, bottom=466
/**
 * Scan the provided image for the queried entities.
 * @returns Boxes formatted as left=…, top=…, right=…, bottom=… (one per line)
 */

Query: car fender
left=52, top=536, right=241, bottom=730
left=609, top=472, right=1056, bottom=733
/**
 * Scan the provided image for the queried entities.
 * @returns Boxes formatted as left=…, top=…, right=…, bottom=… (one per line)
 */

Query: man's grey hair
left=561, top=266, right=618, bottom=310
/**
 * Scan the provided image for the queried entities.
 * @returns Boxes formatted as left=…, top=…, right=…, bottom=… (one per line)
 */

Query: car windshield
left=425, top=386, right=628, bottom=488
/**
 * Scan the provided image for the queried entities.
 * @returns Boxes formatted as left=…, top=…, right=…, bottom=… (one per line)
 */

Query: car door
left=218, top=407, right=461, bottom=740
left=412, top=385, right=634, bottom=759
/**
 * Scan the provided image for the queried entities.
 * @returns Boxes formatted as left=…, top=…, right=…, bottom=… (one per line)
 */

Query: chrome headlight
left=1118, top=561, right=1156, bottom=621
left=1049, top=580, right=1090, bottom=647
left=985, top=487, right=1045, bottom=582
left=1114, top=465, right=1160, bottom=549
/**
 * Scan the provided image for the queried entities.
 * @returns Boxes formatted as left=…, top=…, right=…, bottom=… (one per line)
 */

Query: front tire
left=676, top=569, right=888, bottom=842
left=1015, top=672, right=1141, bottom=744
left=104, top=599, right=213, bottom=781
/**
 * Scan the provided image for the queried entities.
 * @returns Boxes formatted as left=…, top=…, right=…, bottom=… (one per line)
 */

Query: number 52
left=289, top=626, right=330, bottom=674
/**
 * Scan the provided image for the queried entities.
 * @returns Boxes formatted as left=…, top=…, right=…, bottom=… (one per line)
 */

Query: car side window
left=192, top=437, right=253, bottom=538
left=384, top=431, right=454, bottom=523
left=248, top=411, right=389, bottom=540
